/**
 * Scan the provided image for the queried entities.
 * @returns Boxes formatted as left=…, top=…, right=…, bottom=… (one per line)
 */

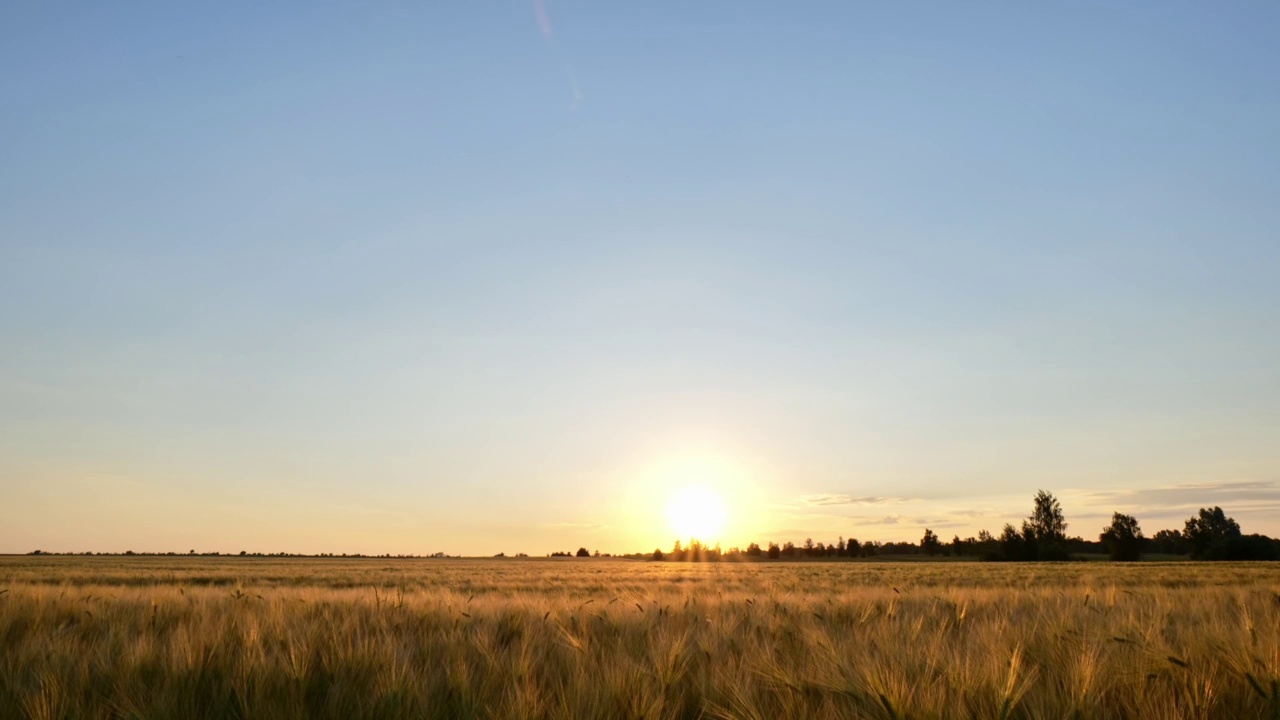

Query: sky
left=2, top=2, right=1278, bottom=555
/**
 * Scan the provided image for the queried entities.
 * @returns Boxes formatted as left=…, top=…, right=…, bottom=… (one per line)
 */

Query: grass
left=1, top=557, right=1278, bottom=719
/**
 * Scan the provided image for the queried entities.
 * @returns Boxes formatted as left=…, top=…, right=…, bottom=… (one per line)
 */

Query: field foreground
left=2, top=557, right=1279, bottom=719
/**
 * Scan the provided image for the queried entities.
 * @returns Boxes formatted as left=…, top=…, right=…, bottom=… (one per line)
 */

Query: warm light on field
left=666, top=485, right=727, bottom=541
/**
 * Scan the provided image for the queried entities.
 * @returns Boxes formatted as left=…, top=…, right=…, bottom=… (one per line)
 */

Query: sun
left=666, top=485, right=728, bottom=542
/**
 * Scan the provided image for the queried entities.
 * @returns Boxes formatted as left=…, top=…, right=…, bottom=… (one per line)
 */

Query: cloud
left=1083, top=480, right=1280, bottom=510
left=911, top=518, right=968, bottom=529
left=827, top=514, right=906, bottom=526
left=801, top=494, right=912, bottom=507
left=532, top=0, right=552, bottom=38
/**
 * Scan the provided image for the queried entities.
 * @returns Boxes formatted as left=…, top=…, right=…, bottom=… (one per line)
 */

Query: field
left=2, top=557, right=1279, bottom=719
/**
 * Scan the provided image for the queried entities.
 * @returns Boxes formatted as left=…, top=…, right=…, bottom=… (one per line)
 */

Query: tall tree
left=1100, top=512, right=1144, bottom=561
left=1183, top=507, right=1241, bottom=560
left=1026, top=490, right=1067, bottom=543
left=920, top=528, right=942, bottom=556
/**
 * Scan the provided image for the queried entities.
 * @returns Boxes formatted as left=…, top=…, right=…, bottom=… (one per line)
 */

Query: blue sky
left=3, top=2, right=1279, bottom=554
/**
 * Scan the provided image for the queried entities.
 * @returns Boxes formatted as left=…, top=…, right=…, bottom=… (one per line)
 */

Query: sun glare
left=666, top=485, right=727, bottom=542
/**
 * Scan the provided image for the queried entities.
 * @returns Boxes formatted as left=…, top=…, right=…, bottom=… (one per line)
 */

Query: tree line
left=647, top=490, right=1280, bottom=562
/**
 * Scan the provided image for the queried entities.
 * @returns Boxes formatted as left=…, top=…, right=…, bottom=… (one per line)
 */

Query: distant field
left=2, top=557, right=1278, bottom=719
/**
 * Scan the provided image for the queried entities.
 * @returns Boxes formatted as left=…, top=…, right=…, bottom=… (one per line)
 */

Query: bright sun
left=666, top=485, right=728, bottom=542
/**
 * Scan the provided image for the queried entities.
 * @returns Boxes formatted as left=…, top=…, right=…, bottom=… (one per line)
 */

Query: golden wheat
left=1, top=557, right=1277, bottom=719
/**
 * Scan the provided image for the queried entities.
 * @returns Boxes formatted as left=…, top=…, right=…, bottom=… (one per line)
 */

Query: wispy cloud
left=531, top=0, right=582, bottom=109
left=1083, top=480, right=1280, bottom=510
left=801, top=494, right=912, bottom=507
left=532, top=0, right=553, bottom=38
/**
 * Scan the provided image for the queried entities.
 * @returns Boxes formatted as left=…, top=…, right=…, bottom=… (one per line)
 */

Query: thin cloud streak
left=531, top=0, right=582, bottom=110
left=1083, top=480, right=1280, bottom=510
left=532, top=0, right=552, bottom=38
left=801, top=494, right=912, bottom=506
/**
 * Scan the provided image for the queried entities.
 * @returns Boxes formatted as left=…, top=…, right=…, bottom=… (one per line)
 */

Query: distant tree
left=1183, top=507, right=1240, bottom=560
left=998, top=524, right=1031, bottom=562
left=920, top=529, right=942, bottom=556
left=950, top=535, right=981, bottom=556
left=846, top=538, right=861, bottom=557
left=1100, top=512, right=1144, bottom=561
left=1184, top=507, right=1242, bottom=560
left=746, top=542, right=763, bottom=557
left=689, top=539, right=705, bottom=562
left=1148, top=529, right=1187, bottom=555
left=575, top=547, right=590, bottom=558
left=803, top=538, right=815, bottom=556
left=1230, top=534, right=1279, bottom=561
left=652, top=548, right=665, bottom=561
left=767, top=542, right=780, bottom=559
left=990, top=490, right=1070, bottom=561
left=1027, top=490, right=1067, bottom=543
left=781, top=541, right=797, bottom=558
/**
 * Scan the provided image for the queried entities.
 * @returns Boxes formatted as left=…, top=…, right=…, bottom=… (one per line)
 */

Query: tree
left=1230, top=534, right=1279, bottom=561
left=652, top=548, right=665, bottom=561
left=1148, top=529, right=1187, bottom=555
left=575, top=547, right=591, bottom=558
left=746, top=542, right=762, bottom=557
left=767, top=542, right=780, bottom=559
left=1027, top=490, right=1067, bottom=543
left=803, top=538, right=815, bottom=556
left=846, top=538, right=861, bottom=557
left=920, top=528, right=942, bottom=556
left=1099, top=512, right=1144, bottom=561
left=994, top=490, right=1072, bottom=561
left=688, top=539, right=705, bottom=562
left=1183, top=507, right=1241, bottom=560
left=998, top=523, right=1031, bottom=561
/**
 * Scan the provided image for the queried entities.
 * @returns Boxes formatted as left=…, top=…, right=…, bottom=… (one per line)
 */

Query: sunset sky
left=3, top=2, right=1278, bottom=555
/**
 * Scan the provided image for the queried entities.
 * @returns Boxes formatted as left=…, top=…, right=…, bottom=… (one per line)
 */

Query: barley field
left=2, top=557, right=1278, bottom=719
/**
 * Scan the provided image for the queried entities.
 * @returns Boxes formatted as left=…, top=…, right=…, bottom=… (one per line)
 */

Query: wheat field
left=2, top=557, right=1278, bottom=719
